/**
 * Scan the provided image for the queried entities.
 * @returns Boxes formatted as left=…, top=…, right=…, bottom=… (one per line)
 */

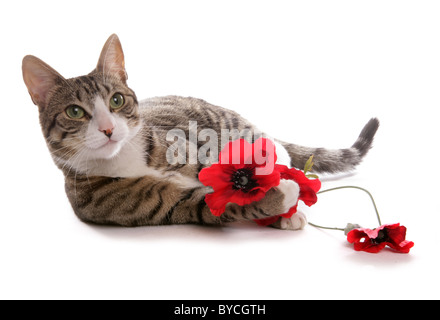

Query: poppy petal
left=280, top=204, right=299, bottom=219
left=219, top=139, right=253, bottom=165
left=252, top=137, right=278, bottom=170
left=254, top=171, right=281, bottom=192
left=254, top=215, right=281, bottom=226
left=228, top=189, right=267, bottom=206
left=199, top=164, right=234, bottom=190
left=204, top=188, right=237, bottom=216
left=354, top=241, right=387, bottom=253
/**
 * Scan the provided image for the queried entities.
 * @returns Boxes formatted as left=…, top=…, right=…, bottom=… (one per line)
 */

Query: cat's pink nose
left=100, top=127, right=114, bottom=138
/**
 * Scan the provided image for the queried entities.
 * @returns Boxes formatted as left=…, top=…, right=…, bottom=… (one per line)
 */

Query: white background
left=1, top=0, right=439, bottom=300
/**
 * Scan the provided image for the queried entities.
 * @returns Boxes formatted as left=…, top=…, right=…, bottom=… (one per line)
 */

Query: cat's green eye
left=66, top=105, right=85, bottom=119
left=110, top=93, right=125, bottom=110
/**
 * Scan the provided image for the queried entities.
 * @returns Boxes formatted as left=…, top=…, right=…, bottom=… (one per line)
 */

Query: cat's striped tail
left=280, top=118, right=380, bottom=173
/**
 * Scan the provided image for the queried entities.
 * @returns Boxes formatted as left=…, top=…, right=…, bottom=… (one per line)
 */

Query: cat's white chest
left=101, top=143, right=147, bottom=178
left=86, top=134, right=202, bottom=188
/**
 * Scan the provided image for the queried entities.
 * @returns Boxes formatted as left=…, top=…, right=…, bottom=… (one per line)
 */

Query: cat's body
left=22, top=34, right=379, bottom=230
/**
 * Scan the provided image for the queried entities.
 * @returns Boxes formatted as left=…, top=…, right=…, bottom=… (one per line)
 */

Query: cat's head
left=22, top=34, right=141, bottom=172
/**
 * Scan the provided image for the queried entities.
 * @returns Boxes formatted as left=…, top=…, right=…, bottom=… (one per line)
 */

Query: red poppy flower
left=253, top=165, right=321, bottom=226
left=347, top=223, right=414, bottom=253
left=198, top=138, right=280, bottom=216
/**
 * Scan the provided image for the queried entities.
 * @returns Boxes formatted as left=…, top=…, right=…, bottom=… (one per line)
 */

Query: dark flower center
left=231, top=168, right=258, bottom=193
left=372, top=229, right=389, bottom=244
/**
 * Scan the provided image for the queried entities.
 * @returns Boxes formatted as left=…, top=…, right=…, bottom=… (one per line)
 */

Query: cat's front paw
left=272, top=212, right=308, bottom=231
left=282, top=212, right=308, bottom=230
left=277, top=179, right=300, bottom=214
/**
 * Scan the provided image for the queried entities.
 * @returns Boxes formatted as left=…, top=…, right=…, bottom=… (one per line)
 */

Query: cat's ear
left=22, top=55, right=65, bottom=109
left=96, top=34, right=128, bottom=82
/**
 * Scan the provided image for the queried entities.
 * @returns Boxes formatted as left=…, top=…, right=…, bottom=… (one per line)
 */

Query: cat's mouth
left=99, top=138, right=121, bottom=151
left=90, top=138, right=124, bottom=159
left=103, top=139, right=118, bottom=146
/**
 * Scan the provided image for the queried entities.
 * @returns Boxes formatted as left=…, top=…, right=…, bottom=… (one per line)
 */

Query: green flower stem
left=307, top=222, right=345, bottom=232
left=309, top=185, right=382, bottom=231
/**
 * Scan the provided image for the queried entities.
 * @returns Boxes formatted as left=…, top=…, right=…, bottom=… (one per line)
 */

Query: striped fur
left=23, top=34, right=379, bottom=228
left=65, top=173, right=288, bottom=226
left=280, top=118, right=380, bottom=173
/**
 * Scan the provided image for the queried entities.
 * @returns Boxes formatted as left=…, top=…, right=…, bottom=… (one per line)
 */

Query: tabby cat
left=22, top=34, right=379, bottom=230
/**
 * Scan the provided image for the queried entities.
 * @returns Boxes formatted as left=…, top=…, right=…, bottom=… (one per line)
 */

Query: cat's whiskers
left=124, top=136, right=158, bottom=163
left=61, top=146, right=85, bottom=175
left=66, top=145, right=92, bottom=203
left=47, top=137, right=82, bottom=159
left=54, top=147, right=79, bottom=169
left=142, top=135, right=169, bottom=149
